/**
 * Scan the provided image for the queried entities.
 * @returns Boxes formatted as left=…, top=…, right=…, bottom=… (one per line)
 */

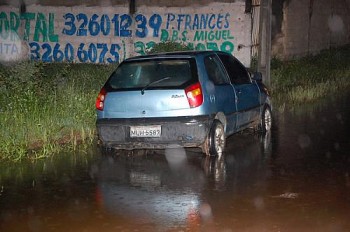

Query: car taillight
left=185, top=82, right=203, bottom=108
left=96, top=87, right=107, bottom=111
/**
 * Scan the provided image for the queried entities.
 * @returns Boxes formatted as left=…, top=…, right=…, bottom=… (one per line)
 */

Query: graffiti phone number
left=29, top=42, right=123, bottom=63
left=62, top=13, right=162, bottom=38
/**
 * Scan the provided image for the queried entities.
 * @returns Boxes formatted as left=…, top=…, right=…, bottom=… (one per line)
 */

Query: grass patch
left=270, top=45, right=350, bottom=110
left=0, top=61, right=116, bottom=161
left=0, top=45, right=349, bottom=161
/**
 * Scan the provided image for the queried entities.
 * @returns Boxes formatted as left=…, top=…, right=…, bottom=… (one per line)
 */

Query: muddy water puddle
left=1, top=93, right=350, bottom=232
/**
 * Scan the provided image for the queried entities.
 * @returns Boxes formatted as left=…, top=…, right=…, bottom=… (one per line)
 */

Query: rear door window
left=107, top=58, right=197, bottom=90
left=218, top=54, right=251, bottom=85
left=204, top=55, right=230, bottom=85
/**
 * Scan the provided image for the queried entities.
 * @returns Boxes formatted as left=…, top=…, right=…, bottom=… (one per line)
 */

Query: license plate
left=130, top=125, right=161, bottom=138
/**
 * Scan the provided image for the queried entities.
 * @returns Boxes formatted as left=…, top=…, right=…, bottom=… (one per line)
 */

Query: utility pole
left=257, top=0, right=272, bottom=87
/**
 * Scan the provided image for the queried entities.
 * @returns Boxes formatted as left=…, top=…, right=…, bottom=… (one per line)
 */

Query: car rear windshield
left=106, top=58, right=197, bottom=90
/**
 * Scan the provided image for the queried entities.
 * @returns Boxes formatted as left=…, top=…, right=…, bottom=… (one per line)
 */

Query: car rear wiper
left=141, top=76, right=171, bottom=95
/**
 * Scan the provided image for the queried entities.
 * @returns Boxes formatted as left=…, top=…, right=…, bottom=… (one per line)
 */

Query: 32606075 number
left=29, top=42, right=121, bottom=63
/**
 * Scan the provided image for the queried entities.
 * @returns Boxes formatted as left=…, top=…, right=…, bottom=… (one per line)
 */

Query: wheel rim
left=214, top=126, right=225, bottom=154
left=264, top=108, right=272, bottom=131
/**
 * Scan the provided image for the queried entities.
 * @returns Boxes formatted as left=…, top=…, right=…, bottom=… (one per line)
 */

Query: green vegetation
left=0, top=45, right=349, bottom=161
left=270, top=45, right=350, bottom=109
left=0, top=62, right=116, bottom=161
left=147, top=41, right=192, bottom=54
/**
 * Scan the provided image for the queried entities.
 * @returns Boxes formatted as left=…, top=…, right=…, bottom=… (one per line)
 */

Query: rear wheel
left=259, top=105, right=272, bottom=134
left=203, top=120, right=225, bottom=157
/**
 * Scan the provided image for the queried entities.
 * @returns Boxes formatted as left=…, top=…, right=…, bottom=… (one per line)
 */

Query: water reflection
left=0, top=129, right=273, bottom=230
left=94, top=150, right=204, bottom=229
left=93, top=130, right=273, bottom=229
left=4, top=93, right=350, bottom=231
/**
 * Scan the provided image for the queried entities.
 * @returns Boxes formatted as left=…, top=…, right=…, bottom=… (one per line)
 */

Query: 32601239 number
left=62, top=13, right=162, bottom=38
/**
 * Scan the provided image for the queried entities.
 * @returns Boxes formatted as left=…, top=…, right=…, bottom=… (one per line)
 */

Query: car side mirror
left=252, top=72, right=263, bottom=82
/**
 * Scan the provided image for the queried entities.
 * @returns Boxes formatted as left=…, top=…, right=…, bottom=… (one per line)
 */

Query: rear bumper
left=96, top=116, right=214, bottom=150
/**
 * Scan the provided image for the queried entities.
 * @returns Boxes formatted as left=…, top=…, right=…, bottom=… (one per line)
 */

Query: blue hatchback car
left=96, top=51, right=272, bottom=156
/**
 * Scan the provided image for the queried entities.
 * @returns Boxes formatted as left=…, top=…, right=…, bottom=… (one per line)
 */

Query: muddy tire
left=203, top=120, right=225, bottom=157
left=259, top=105, right=272, bottom=134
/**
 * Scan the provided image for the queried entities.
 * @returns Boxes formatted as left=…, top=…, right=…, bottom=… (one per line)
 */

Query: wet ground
left=1, top=92, right=350, bottom=232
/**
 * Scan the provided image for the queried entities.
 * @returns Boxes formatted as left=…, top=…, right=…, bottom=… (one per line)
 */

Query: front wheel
left=202, top=120, right=226, bottom=157
left=259, top=105, right=272, bottom=134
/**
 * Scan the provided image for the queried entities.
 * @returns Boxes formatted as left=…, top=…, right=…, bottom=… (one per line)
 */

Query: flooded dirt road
left=1, top=93, right=350, bottom=232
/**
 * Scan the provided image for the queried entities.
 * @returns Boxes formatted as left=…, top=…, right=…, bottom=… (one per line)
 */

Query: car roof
left=125, top=50, right=231, bottom=61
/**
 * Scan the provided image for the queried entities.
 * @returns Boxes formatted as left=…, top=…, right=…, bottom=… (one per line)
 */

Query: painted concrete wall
left=0, top=1, right=252, bottom=66
left=272, top=0, right=350, bottom=59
